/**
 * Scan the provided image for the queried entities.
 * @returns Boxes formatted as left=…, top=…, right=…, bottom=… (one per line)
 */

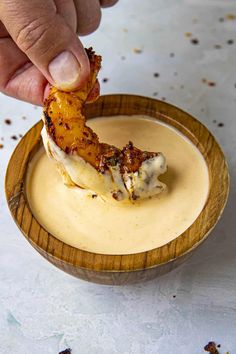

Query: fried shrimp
left=42, top=48, right=167, bottom=201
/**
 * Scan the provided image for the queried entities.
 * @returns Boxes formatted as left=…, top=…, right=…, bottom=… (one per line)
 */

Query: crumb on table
left=190, top=38, right=199, bottom=45
left=59, top=349, right=71, bottom=354
left=133, top=48, right=143, bottom=54
left=4, top=119, right=12, bottom=125
left=204, top=341, right=219, bottom=354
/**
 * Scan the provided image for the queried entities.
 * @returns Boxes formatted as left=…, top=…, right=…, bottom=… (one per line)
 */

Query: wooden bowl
left=5, top=95, right=229, bottom=285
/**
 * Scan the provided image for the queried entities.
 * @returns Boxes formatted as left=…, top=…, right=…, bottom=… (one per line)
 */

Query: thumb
left=0, top=0, right=90, bottom=91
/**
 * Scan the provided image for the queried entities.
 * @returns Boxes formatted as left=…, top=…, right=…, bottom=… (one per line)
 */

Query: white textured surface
left=0, top=1, right=236, bottom=353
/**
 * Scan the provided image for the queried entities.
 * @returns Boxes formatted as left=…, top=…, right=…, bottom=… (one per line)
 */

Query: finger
left=0, top=37, right=47, bottom=105
left=0, top=37, right=30, bottom=88
left=0, top=21, right=8, bottom=38
left=74, top=0, right=101, bottom=35
left=55, top=0, right=77, bottom=32
left=0, top=0, right=90, bottom=91
left=99, top=0, right=119, bottom=8
left=6, top=65, right=48, bottom=105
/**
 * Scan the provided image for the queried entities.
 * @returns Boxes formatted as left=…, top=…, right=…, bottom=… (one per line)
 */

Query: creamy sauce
left=26, top=116, right=209, bottom=254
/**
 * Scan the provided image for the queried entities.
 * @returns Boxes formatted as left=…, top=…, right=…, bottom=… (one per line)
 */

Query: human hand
left=0, top=0, right=118, bottom=105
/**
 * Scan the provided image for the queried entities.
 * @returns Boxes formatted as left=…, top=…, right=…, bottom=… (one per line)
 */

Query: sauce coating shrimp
left=42, top=48, right=167, bottom=201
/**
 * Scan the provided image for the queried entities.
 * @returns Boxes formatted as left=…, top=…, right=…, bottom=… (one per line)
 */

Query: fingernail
left=48, top=51, right=80, bottom=90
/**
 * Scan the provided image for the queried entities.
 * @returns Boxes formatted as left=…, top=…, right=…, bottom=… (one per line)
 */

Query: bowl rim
left=5, top=94, right=230, bottom=273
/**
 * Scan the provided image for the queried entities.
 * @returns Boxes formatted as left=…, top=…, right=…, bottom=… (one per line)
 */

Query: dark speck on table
left=204, top=341, right=219, bottom=354
left=133, top=48, right=143, bottom=54
left=4, top=119, right=12, bottom=125
left=227, top=39, right=234, bottom=45
left=190, top=38, right=199, bottom=45
left=59, top=349, right=71, bottom=354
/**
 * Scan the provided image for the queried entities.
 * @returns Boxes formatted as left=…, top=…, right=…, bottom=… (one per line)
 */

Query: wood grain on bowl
left=5, top=95, right=229, bottom=285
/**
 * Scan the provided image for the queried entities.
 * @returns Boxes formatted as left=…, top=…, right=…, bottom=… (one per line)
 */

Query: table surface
left=0, top=1, right=236, bottom=353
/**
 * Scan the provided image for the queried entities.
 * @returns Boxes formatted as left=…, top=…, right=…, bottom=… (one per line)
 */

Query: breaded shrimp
left=42, top=48, right=167, bottom=201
